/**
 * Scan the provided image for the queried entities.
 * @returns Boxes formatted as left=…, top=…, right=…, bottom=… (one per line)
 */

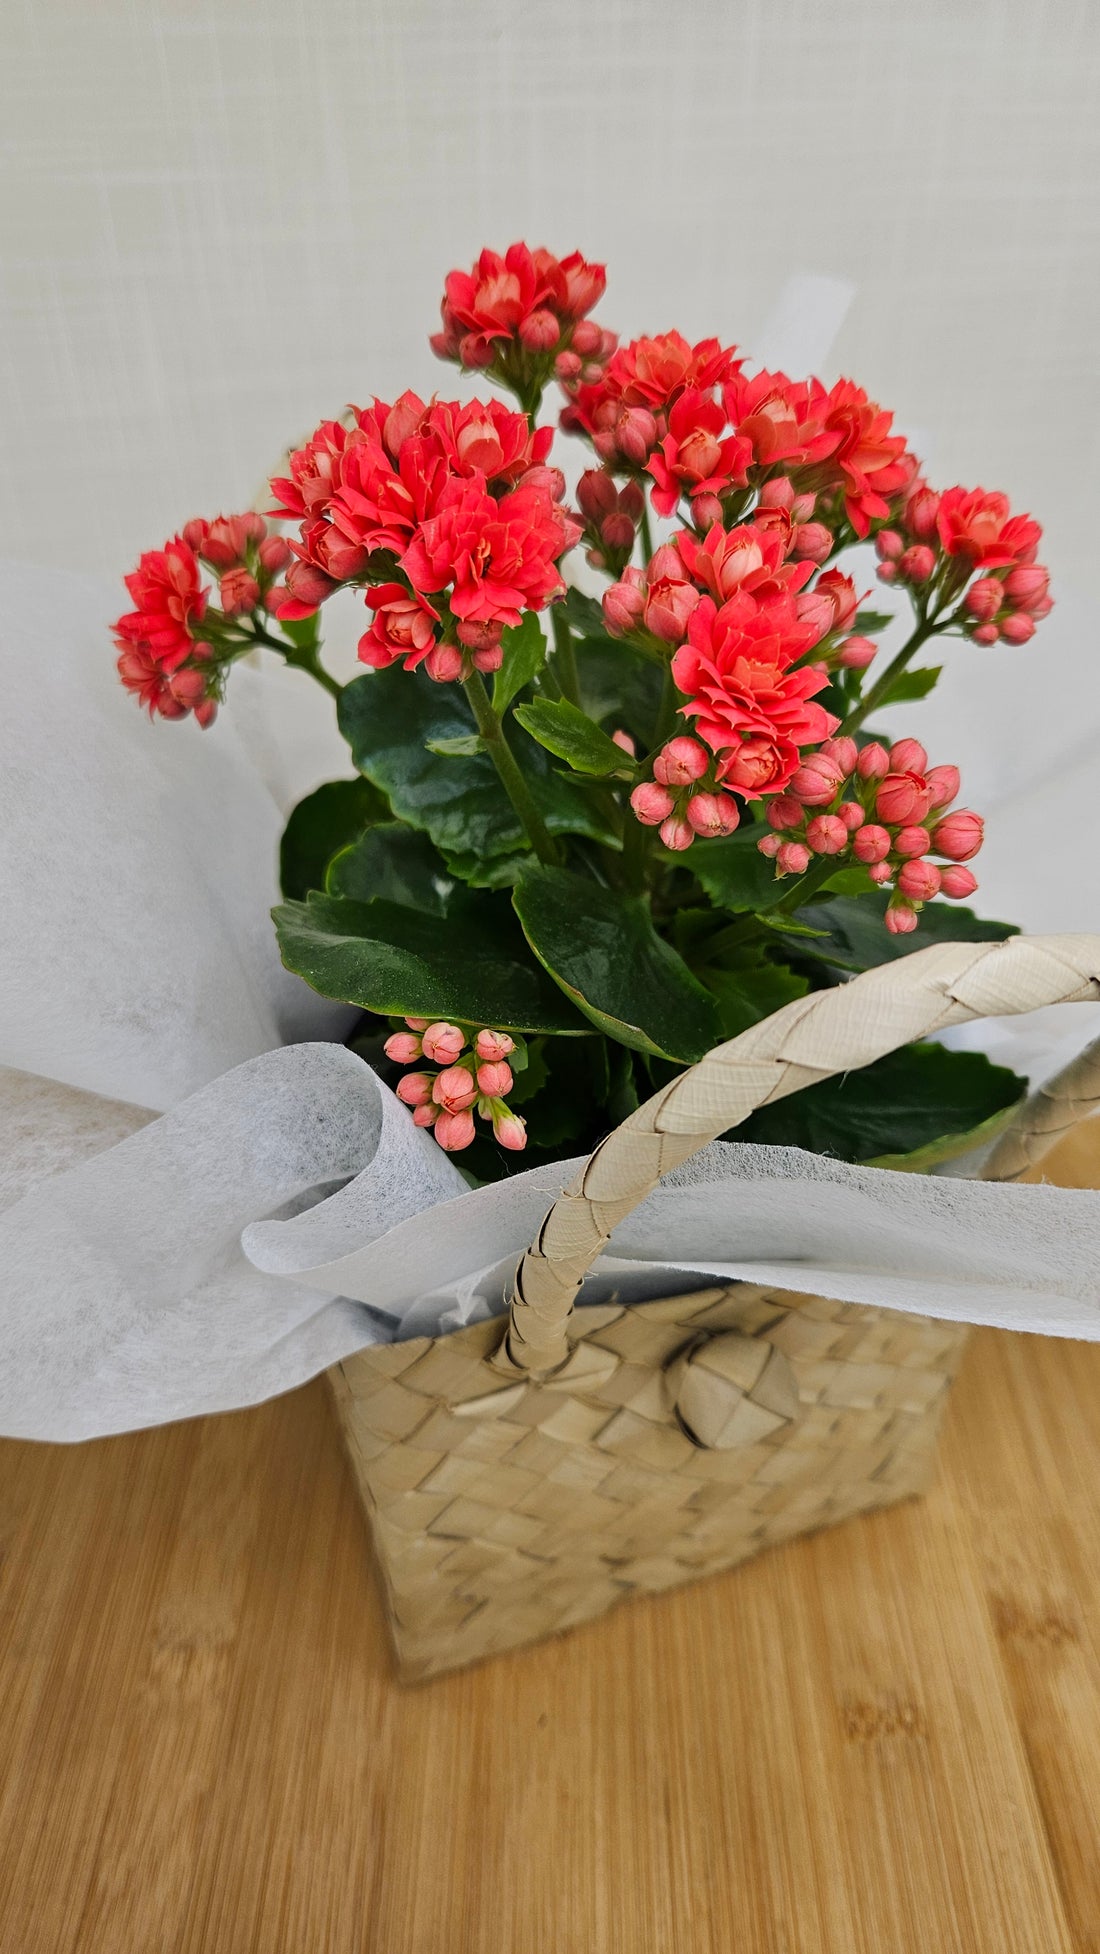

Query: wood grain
left=2, top=1125, right=1099, bottom=1953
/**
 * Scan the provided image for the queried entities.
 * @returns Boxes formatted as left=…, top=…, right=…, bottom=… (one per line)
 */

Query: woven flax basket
left=332, top=933, right=1100, bottom=1681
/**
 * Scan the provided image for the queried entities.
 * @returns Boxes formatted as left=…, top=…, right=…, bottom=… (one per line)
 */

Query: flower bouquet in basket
left=111, top=244, right=1094, bottom=1679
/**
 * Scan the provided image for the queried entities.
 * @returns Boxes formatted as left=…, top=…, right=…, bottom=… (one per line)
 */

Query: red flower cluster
left=563, top=348, right=916, bottom=539
left=760, top=737, right=984, bottom=931
left=113, top=516, right=291, bottom=726
left=384, top=1020, right=526, bottom=1153
left=269, top=393, right=580, bottom=680
left=874, top=481, right=1052, bottom=644
left=431, top=244, right=611, bottom=388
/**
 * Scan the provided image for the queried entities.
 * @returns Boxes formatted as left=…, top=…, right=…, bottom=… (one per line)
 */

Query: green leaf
left=513, top=699, right=635, bottom=777
left=492, top=611, right=547, bottom=713
left=513, top=867, right=721, bottom=1062
left=325, top=824, right=455, bottom=913
left=278, top=612, right=321, bottom=650
left=697, top=952, right=809, bottom=1040
left=689, top=829, right=782, bottom=914
left=877, top=664, right=942, bottom=707
left=853, top=607, right=896, bottom=635
left=562, top=587, right=610, bottom=640
left=273, top=891, right=590, bottom=1033
left=794, top=893, right=1018, bottom=972
left=738, top=1040, right=1025, bottom=1166
left=279, top=777, right=388, bottom=900
left=338, top=668, right=616, bottom=883
left=575, top=638, right=666, bottom=748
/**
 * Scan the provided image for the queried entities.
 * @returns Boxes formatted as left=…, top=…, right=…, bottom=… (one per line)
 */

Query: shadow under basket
left=330, top=1283, right=969, bottom=1682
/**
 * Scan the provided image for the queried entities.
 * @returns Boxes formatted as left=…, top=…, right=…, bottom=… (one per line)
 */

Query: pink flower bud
left=999, top=612, right=1035, bottom=645
left=282, top=559, right=338, bottom=610
left=611, top=728, right=636, bottom=756
left=757, top=832, right=782, bottom=858
left=884, top=901, right=919, bottom=935
left=839, top=801, right=864, bottom=832
left=421, top=1022, right=466, bottom=1064
left=659, top=814, right=695, bottom=852
left=898, top=545, right=935, bottom=584
left=905, top=485, right=941, bottom=541
left=766, top=794, right=802, bottom=831
left=519, top=308, right=561, bottom=351
left=789, top=756, right=843, bottom=806
left=644, top=579, right=699, bottom=644
left=617, top=408, right=659, bottom=465
left=875, top=529, right=904, bottom=561
left=570, top=319, right=603, bottom=357
left=964, top=576, right=1003, bottom=621
left=459, top=333, right=495, bottom=370
left=258, top=534, right=292, bottom=575
left=857, top=742, right=890, bottom=781
left=691, top=493, right=724, bottom=530
left=805, top=814, right=848, bottom=855
left=940, top=865, right=978, bottom=899
left=412, top=1103, right=437, bottom=1127
left=930, top=810, right=984, bottom=861
left=686, top=792, right=740, bottom=837
left=852, top=824, right=891, bottom=864
left=793, top=522, right=833, bottom=563
left=601, top=512, right=637, bottom=552
left=424, top=643, right=465, bottom=683
left=821, top=736, right=858, bottom=777
left=405, top=1017, right=430, bottom=1031
left=893, top=824, right=931, bottom=859
left=838, top=635, right=877, bottom=670
left=384, top=1031, right=423, bottom=1064
left=434, top=1108, right=477, bottom=1151
left=432, top=1065, right=478, bottom=1114
left=456, top=617, right=504, bottom=653
left=576, top=470, right=617, bottom=523
left=167, top=668, right=207, bottom=707
left=602, top=572, right=646, bottom=636
left=265, top=584, right=289, bottom=613
left=897, top=858, right=941, bottom=900
left=474, top=1028, right=514, bottom=1062
left=924, top=764, right=960, bottom=808
left=970, top=622, right=1001, bottom=645
left=776, top=840, right=812, bottom=876
left=876, top=773, right=931, bottom=824
left=219, top=568, right=261, bottom=616
left=396, top=1071, right=434, bottom=1108
left=630, top=780, right=675, bottom=826
left=755, top=476, right=794, bottom=511
left=472, top=642, right=504, bottom=673
left=889, top=739, right=927, bottom=773
left=876, top=561, right=898, bottom=584
left=1004, top=564, right=1049, bottom=609
left=867, top=861, right=892, bottom=884
left=476, top=1060, right=514, bottom=1097
left=181, top=518, right=208, bottom=553
left=554, top=349, right=583, bottom=382
left=653, top=736, right=709, bottom=786
left=1030, top=594, right=1054, bottom=619
left=490, top=1104, right=527, bottom=1151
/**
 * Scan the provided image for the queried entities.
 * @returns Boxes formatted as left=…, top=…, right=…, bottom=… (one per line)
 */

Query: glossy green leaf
left=794, top=893, right=1017, bottom=971
left=698, top=953, right=810, bottom=1040
left=273, top=891, right=589, bottom=1033
left=278, top=777, right=388, bottom=900
left=877, top=664, right=942, bottom=707
left=853, top=607, right=896, bottom=635
left=689, top=829, right=783, bottom=914
left=738, top=1040, right=1025, bottom=1166
left=513, top=699, right=635, bottom=776
left=492, top=611, right=548, bottom=713
left=576, top=638, right=666, bottom=749
left=562, top=587, right=610, bottom=640
left=513, top=867, right=721, bottom=1062
left=325, top=823, right=455, bottom=913
left=426, top=733, right=483, bottom=758
left=338, top=669, right=617, bottom=883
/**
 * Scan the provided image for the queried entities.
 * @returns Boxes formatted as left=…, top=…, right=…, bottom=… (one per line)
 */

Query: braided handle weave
left=501, top=933, right=1100, bottom=1375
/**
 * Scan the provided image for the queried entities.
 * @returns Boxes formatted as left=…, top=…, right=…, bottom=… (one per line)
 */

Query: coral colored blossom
left=646, top=389, right=752, bottom=516
left=936, top=488, right=1042, bottom=568
left=671, top=595, right=836, bottom=792
left=817, top=381, right=914, bottom=537
left=113, top=537, right=208, bottom=676
left=722, top=371, right=835, bottom=470
left=399, top=479, right=567, bottom=626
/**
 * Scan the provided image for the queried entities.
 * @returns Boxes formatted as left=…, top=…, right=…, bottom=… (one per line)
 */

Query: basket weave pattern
left=333, top=1284, right=968, bottom=1681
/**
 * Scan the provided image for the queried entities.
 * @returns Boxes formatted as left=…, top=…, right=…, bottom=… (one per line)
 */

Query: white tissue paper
left=3, top=262, right=1100, bottom=1442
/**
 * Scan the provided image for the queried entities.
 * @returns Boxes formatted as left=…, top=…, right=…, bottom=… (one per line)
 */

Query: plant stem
left=551, top=608, right=581, bottom=707
left=249, top=621, right=345, bottom=700
left=706, top=855, right=838, bottom=959
left=838, top=614, right=938, bottom=736
left=639, top=501, right=655, bottom=564
left=462, top=670, right=561, bottom=867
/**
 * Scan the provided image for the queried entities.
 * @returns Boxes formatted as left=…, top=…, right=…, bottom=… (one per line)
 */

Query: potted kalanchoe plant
left=112, top=243, right=1053, bottom=1184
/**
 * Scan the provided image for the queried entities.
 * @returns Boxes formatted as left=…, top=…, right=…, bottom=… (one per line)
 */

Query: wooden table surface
left=2, top=1130, right=1100, bottom=1954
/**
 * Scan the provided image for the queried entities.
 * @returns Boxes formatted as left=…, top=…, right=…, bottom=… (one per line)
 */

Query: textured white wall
left=3, top=0, right=1099, bottom=943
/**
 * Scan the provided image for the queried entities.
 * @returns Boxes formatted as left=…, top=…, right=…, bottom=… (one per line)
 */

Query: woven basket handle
left=500, top=932, right=1100, bottom=1375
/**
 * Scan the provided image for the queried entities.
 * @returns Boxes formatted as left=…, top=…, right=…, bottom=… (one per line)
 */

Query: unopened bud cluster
left=874, top=483, right=1052, bottom=647
left=383, top=1020, right=527, bottom=1154
left=759, top=737, right=983, bottom=933
left=630, top=737, right=740, bottom=852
